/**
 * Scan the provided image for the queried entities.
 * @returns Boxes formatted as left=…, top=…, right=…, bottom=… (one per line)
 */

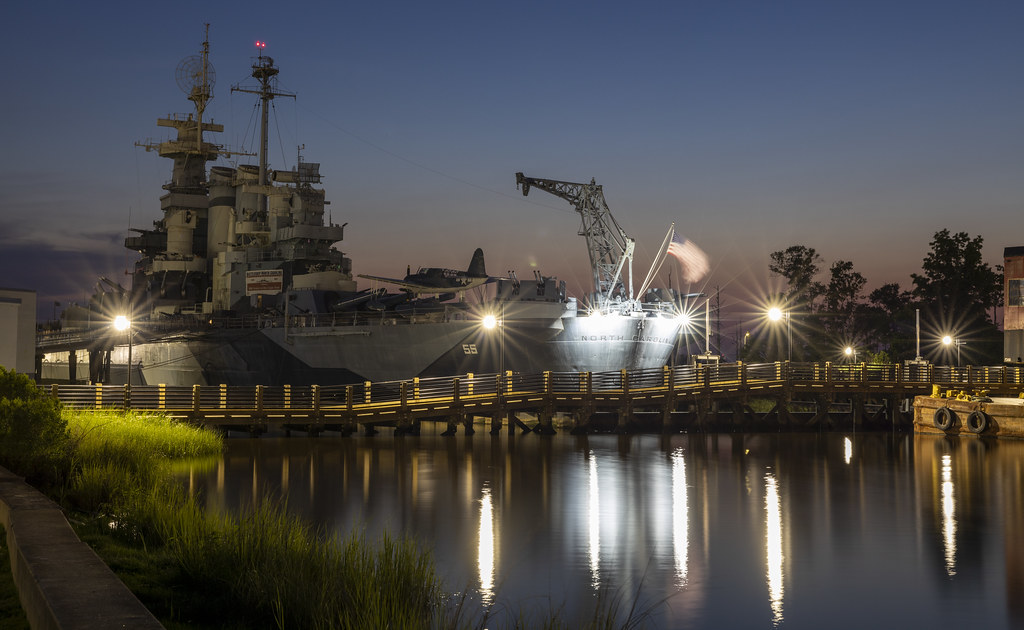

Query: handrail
left=41, top=361, right=1024, bottom=413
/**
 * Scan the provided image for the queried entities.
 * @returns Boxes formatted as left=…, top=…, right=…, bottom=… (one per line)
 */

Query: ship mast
left=231, top=42, right=295, bottom=213
left=191, top=24, right=213, bottom=153
left=135, top=24, right=228, bottom=191
left=515, top=172, right=636, bottom=311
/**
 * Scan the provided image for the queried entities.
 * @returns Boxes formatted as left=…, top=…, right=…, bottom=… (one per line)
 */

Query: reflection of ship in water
left=173, top=432, right=1024, bottom=627
left=176, top=433, right=712, bottom=626
left=38, top=31, right=684, bottom=386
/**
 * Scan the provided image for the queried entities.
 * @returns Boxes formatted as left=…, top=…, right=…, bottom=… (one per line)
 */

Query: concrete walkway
left=0, top=467, right=163, bottom=629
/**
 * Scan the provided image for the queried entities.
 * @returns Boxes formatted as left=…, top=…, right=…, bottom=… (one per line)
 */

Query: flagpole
left=636, top=223, right=676, bottom=298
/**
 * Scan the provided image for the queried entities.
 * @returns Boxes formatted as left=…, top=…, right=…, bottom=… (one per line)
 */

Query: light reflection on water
left=177, top=431, right=1024, bottom=629
left=478, top=484, right=495, bottom=605
left=587, top=452, right=600, bottom=589
left=764, top=472, right=784, bottom=626
left=941, top=453, right=957, bottom=577
left=671, top=448, right=687, bottom=586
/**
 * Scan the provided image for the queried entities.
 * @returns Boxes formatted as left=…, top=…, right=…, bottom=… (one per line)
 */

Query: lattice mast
left=515, top=172, right=636, bottom=310
left=135, top=24, right=228, bottom=193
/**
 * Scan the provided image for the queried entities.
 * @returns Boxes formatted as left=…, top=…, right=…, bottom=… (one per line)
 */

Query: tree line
left=738, top=229, right=1004, bottom=366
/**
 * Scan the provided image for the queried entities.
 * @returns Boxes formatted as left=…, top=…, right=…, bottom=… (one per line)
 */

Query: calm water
left=177, top=429, right=1024, bottom=629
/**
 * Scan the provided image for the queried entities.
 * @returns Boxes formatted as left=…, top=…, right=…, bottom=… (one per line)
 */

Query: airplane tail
left=468, top=248, right=486, bottom=277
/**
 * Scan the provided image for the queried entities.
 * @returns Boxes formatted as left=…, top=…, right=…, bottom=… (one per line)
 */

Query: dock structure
left=914, top=394, right=1024, bottom=438
left=43, top=361, right=1024, bottom=436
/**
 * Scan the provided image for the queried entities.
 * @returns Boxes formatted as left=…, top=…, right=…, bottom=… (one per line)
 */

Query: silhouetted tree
left=765, top=231, right=1003, bottom=364
left=862, top=282, right=917, bottom=361
left=769, top=245, right=823, bottom=309
left=823, top=260, right=866, bottom=338
left=911, top=229, right=1002, bottom=363
left=768, top=246, right=869, bottom=360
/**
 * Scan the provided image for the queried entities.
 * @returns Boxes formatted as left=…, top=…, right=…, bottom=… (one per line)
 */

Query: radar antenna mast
left=231, top=41, right=296, bottom=213
left=134, top=25, right=248, bottom=171
left=515, top=172, right=636, bottom=310
left=183, top=23, right=215, bottom=152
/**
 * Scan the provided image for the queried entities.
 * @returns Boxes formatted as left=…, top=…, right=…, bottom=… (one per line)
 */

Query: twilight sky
left=3, top=0, right=1023, bottom=328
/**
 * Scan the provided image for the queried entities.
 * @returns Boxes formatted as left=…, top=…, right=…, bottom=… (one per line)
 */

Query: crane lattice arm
left=515, top=172, right=635, bottom=309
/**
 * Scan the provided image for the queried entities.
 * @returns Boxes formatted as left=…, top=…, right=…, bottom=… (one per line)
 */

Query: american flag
left=667, top=230, right=709, bottom=283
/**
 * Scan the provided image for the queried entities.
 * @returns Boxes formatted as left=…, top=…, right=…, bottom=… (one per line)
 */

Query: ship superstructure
left=129, top=33, right=351, bottom=321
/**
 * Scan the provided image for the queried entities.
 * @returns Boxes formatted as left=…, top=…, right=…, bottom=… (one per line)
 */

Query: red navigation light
left=256, top=40, right=266, bottom=48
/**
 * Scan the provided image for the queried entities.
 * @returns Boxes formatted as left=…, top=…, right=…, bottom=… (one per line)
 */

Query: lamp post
left=844, top=346, right=857, bottom=363
left=482, top=307, right=504, bottom=376
left=676, top=312, right=692, bottom=366
left=767, top=307, right=791, bottom=362
left=113, top=315, right=132, bottom=387
left=674, top=292, right=705, bottom=366
left=942, top=334, right=962, bottom=367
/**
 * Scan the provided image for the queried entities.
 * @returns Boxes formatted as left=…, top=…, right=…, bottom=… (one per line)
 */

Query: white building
left=0, top=288, right=36, bottom=376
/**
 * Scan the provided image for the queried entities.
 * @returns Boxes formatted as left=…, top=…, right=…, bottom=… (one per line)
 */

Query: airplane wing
left=358, top=274, right=493, bottom=295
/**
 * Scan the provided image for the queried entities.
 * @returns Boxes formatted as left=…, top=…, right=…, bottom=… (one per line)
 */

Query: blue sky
left=3, top=1, right=1023, bottom=325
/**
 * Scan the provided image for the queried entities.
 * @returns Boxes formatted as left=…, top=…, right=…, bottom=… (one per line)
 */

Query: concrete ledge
left=0, top=467, right=163, bottom=629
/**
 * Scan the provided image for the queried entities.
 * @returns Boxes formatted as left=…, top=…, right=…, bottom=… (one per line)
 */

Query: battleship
left=38, top=32, right=686, bottom=386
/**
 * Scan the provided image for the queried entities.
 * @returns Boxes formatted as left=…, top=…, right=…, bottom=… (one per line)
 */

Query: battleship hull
left=41, top=313, right=679, bottom=386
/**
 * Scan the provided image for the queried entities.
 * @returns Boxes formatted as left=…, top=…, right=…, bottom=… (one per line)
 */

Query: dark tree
left=911, top=229, right=1002, bottom=363
left=763, top=231, right=1004, bottom=364
left=869, top=283, right=912, bottom=317
left=911, top=229, right=1001, bottom=317
left=768, top=246, right=873, bottom=360
left=823, top=260, right=866, bottom=337
left=862, top=283, right=917, bottom=360
left=769, top=245, right=824, bottom=308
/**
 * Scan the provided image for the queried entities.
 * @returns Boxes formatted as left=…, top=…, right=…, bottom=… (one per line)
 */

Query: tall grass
left=55, top=409, right=659, bottom=628
left=68, top=409, right=221, bottom=463
left=62, top=409, right=221, bottom=513
left=59, top=410, right=446, bottom=628
left=157, top=503, right=442, bottom=629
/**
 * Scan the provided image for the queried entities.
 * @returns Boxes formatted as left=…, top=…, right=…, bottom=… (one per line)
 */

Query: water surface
left=178, top=430, right=1023, bottom=629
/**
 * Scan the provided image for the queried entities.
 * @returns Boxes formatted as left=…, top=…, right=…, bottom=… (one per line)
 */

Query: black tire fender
left=966, top=410, right=988, bottom=434
left=933, top=406, right=956, bottom=431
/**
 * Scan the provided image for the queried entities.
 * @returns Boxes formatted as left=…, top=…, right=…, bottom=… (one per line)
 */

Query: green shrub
left=0, top=367, right=69, bottom=485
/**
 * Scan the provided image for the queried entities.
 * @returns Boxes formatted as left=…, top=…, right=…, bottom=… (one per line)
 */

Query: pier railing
left=43, top=361, right=1024, bottom=418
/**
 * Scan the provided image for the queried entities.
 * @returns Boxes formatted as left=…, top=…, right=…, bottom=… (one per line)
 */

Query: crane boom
left=515, top=172, right=635, bottom=310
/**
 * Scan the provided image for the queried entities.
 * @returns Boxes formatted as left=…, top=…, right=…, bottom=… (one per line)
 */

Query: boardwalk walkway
left=44, top=361, right=1024, bottom=435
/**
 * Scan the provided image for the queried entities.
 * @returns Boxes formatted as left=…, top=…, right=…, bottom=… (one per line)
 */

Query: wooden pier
left=44, top=361, right=1024, bottom=436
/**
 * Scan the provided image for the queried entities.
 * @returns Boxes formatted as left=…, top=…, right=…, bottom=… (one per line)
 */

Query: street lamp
left=113, top=315, right=132, bottom=387
left=844, top=346, right=857, bottom=363
left=674, top=312, right=692, bottom=366
left=673, top=292, right=706, bottom=366
left=942, top=334, right=962, bottom=367
left=482, top=308, right=504, bottom=375
left=767, top=307, right=792, bottom=362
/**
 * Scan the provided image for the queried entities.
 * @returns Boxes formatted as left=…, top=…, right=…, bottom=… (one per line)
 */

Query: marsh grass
left=58, top=410, right=448, bottom=628
left=68, top=409, right=221, bottom=462
left=62, top=409, right=220, bottom=513
left=156, top=502, right=442, bottom=629
left=53, top=408, right=661, bottom=628
left=444, top=577, right=667, bottom=630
